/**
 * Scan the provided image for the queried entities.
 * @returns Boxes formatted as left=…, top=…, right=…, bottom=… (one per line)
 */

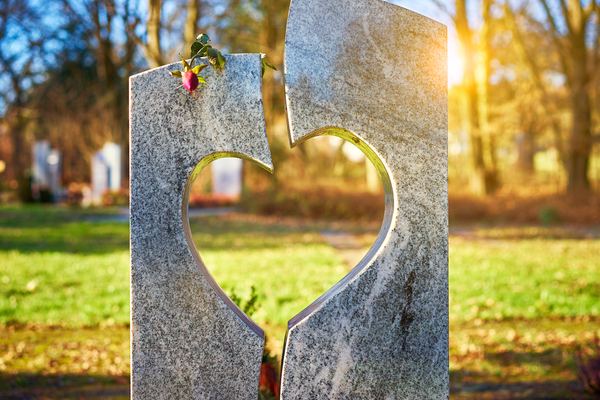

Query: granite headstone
left=46, top=149, right=61, bottom=198
left=91, top=151, right=109, bottom=203
left=102, top=142, right=122, bottom=191
left=32, top=140, right=62, bottom=201
left=129, top=54, right=272, bottom=399
left=211, top=157, right=244, bottom=197
left=32, top=141, right=51, bottom=188
left=280, top=0, right=449, bottom=398
left=92, top=142, right=122, bottom=203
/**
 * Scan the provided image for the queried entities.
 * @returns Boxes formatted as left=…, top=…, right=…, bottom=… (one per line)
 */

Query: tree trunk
left=260, top=5, right=281, bottom=131
left=455, top=0, right=496, bottom=196
left=146, top=0, right=163, bottom=68
left=565, top=1, right=592, bottom=193
left=477, top=0, right=498, bottom=194
left=516, top=130, right=535, bottom=172
left=9, top=117, right=32, bottom=202
left=184, top=0, right=200, bottom=53
left=365, top=157, right=380, bottom=193
left=537, top=0, right=596, bottom=193
left=466, top=79, right=487, bottom=196
left=566, top=60, right=591, bottom=192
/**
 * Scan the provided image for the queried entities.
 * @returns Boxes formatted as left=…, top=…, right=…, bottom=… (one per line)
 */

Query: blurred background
left=1, top=0, right=600, bottom=218
left=0, top=0, right=599, bottom=399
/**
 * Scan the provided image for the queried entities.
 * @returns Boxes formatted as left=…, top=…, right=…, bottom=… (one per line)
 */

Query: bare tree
left=504, top=3, right=567, bottom=167
left=145, top=0, right=165, bottom=67
left=60, top=0, right=145, bottom=180
left=133, top=0, right=206, bottom=68
left=431, top=0, right=499, bottom=195
left=0, top=0, right=54, bottom=195
left=184, top=0, right=202, bottom=51
left=533, top=0, right=600, bottom=192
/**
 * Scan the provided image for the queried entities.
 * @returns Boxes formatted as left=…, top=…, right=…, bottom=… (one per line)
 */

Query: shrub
left=242, top=185, right=384, bottom=221
left=539, top=206, right=559, bottom=226
left=102, top=188, right=129, bottom=206
left=188, top=192, right=237, bottom=208
left=229, top=286, right=280, bottom=399
left=259, top=350, right=280, bottom=400
left=576, top=333, right=600, bottom=395
left=66, top=182, right=88, bottom=206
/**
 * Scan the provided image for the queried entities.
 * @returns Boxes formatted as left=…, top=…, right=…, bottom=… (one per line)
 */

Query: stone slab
left=281, top=0, right=449, bottom=398
left=129, top=54, right=272, bottom=400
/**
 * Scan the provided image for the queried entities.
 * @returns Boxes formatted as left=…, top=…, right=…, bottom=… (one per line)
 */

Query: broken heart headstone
left=129, top=0, right=448, bottom=398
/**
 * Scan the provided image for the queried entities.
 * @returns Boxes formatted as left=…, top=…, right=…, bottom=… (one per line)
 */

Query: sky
left=0, top=0, right=468, bottom=117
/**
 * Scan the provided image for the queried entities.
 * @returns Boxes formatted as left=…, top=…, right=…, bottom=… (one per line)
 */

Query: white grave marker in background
left=32, top=141, right=50, bottom=189
left=91, top=142, right=122, bottom=204
left=211, top=157, right=243, bottom=198
left=32, top=140, right=62, bottom=201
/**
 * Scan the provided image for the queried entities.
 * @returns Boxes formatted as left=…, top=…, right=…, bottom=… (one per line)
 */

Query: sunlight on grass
left=450, top=237, right=600, bottom=322
left=0, top=251, right=130, bottom=326
left=202, top=245, right=346, bottom=330
left=2, top=207, right=599, bottom=332
left=1, top=206, right=600, bottom=398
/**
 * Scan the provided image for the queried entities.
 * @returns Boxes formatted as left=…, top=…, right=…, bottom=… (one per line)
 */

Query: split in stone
left=129, top=0, right=448, bottom=397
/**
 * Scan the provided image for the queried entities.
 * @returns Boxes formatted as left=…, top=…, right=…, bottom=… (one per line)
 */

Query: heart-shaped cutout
left=183, top=141, right=386, bottom=349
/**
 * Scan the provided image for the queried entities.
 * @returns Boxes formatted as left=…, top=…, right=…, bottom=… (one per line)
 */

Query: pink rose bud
left=182, top=71, right=199, bottom=92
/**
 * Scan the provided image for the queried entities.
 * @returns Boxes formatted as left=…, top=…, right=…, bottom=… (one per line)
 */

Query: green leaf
left=197, top=45, right=208, bottom=56
left=216, top=52, right=225, bottom=69
left=190, top=41, right=202, bottom=58
left=207, top=47, right=220, bottom=68
left=263, top=60, right=277, bottom=71
left=169, top=70, right=182, bottom=78
left=230, top=292, right=241, bottom=308
left=192, top=64, right=209, bottom=74
left=205, top=47, right=225, bottom=70
left=261, top=61, right=265, bottom=77
left=196, top=33, right=210, bottom=45
left=197, top=76, right=207, bottom=84
left=179, top=54, right=191, bottom=72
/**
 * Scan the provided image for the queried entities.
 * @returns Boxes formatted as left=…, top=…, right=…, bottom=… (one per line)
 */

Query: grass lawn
left=1, top=205, right=599, bottom=399
left=0, top=206, right=131, bottom=327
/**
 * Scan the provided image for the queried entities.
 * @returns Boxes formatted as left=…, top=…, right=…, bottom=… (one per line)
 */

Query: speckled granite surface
left=129, top=54, right=272, bottom=400
left=281, top=0, right=449, bottom=398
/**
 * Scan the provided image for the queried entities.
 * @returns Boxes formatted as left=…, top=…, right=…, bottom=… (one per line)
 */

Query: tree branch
left=538, top=0, right=571, bottom=82
left=146, top=0, right=164, bottom=67
left=558, top=0, right=573, bottom=34
left=584, top=0, right=596, bottom=19
left=505, top=3, right=565, bottom=163
left=429, top=0, right=453, bottom=17
left=592, top=0, right=600, bottom=70
left=539, top=0, right=565, bottom=44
